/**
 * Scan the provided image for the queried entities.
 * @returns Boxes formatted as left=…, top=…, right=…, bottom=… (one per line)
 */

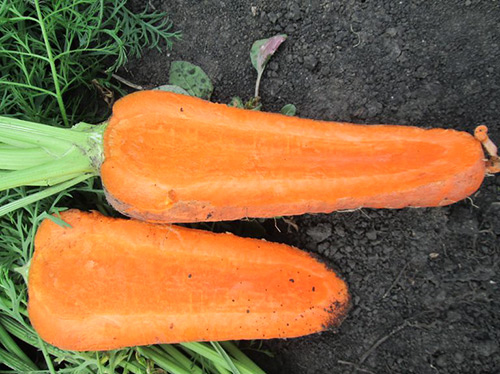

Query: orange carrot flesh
left=28, top=210, right=350, bottom=351
left=101, top=91, right=486, bottom=223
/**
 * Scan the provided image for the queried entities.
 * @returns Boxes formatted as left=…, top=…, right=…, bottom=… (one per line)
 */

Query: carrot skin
left=101, top=91, right=486, bottom=223
left=28, top=210, right=350, bottom=351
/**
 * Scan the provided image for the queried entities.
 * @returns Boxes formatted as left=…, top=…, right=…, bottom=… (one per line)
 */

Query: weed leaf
left=250, top=34, right=287, bottom=74
left=280, top=104, right=297, bottom=116
left=168, top=61, right=213, bottom=99
left=154, top=85, right=190, bottom=95
left=229, top=97, right=244, bottom=108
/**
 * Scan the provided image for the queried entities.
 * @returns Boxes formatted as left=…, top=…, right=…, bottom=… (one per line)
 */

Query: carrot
left=1, top=91, right=497, bottom=220
left=474, top=125, right=500, bottom=173
left=101, top=91, right=488, bottom=222
left=28, top=210, right=350, bottom=351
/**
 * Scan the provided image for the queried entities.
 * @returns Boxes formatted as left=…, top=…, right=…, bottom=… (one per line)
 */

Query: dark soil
left=126, top=1, right=499, bottom=373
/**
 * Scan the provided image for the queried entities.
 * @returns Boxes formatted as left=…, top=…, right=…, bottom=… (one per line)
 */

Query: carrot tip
left=475, top=126, right=499, bottom=174
left=323, top=298, right=352, bottom=331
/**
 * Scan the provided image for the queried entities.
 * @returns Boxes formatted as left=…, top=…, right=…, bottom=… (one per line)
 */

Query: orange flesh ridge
left=28, top=210, right=350, bottom=351
left=101, top=91, right=486, bottom=223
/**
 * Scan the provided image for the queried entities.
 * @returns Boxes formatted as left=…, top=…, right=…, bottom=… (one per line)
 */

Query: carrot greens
left=0, top=0, right=180, bottom=126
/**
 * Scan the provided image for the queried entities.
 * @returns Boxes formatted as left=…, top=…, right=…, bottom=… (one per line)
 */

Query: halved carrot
left=2, top=90, right=495, bottom=221
left=28, top=210, right=350, bottom=351
left=101, top=91, right=487, bottom=223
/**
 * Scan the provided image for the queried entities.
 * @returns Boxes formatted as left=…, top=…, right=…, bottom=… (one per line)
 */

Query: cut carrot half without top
left=28, top=210, right=350, bottom=351
left=1, top=91, right=498, bottom=221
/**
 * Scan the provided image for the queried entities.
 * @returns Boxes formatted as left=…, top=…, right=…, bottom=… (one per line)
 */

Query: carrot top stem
left=0, top=116, right=106, bottom=214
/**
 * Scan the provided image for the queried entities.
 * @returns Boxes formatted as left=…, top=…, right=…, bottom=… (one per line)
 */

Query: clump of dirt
left=126, top=1, right=499, bottom=373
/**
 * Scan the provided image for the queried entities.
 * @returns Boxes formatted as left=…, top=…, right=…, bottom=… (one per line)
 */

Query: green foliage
left=280, top=103, right=297, bottom=116
left=228, top=96, right=245, bottom=108
left=250, top=34, right=287, bottom=73
left=250, top=34, right=287, bottom=98
left=228, top=35, right=295, bottom=112
left=0, top=0, right=180, bottom=126
left=169, top=61, right=214, bottom=99
left=155, top=84, right=191, bottom=95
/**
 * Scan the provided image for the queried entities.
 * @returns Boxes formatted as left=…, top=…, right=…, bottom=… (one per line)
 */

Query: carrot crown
left=0, top=116, right=107, bottom=216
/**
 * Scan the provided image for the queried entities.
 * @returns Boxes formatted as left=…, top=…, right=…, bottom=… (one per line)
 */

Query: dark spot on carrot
left=289, top=278, right=294, bottom=283
left=180, top=107, right=184, bottom=112
left=206, top=212, right=212, bottom=219
left=312, top=286, right=315, bottom=292
left=170, top=323, right=174, bottom=329
left=188, top=274, right=192, bottom=278
left=246, top=309, right=250, bottom=313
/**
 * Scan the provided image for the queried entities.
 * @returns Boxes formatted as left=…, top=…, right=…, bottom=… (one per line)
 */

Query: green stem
left=95, top=352, right=105, bottom=374
left=0, top=139, right=39, bottom=149
left=254, top=70, right=263, bottom=98
left=0, top=153, right=94, bottom=191
left=0, top=347, right=37, bottom=373
left=213, top=362, right=232, bottom=374
left=0, top=321, right=38, bottom=370
left=180, top=342, right=259, bottom=374
left=159, top=344, right=204, bottom=374
left=0, top=175, right=93, bottom=218
left=38, top=335, right=56, bottom=374
left=34, top=0, right=69, bottom=126
left=0, top=115, right=106, bottom=215
left=0, top=80, right=57, bottom=97
left=0, top=116, right=88, bottom=146
left=0, top=144, right=31, bottom=150
left=0, top=171, right=88, bottom=187
left=220, top=342, right=266, bottom=374
left=0, top=316, right=143, bottom=374
left=0, top=148, right=56, bottom=170
left=211, top=341, right=241, bottom=374
left=137, top=346, right=193, bottom=374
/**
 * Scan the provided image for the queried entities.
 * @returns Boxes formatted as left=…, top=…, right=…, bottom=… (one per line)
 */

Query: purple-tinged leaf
left=250, top=34, right=287, bottom=73
left=250, top=34, right=287, bottom=97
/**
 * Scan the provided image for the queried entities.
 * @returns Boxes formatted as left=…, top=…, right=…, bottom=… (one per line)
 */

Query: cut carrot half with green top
left=2, top=90, right=496, bottom=221
left=28, top=210, right=350, bottom=351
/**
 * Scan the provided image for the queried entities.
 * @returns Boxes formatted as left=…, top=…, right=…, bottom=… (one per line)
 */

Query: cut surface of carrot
left=101, top=90, right=486, bottom=223
left=28, top=210, right=350, bottom=351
